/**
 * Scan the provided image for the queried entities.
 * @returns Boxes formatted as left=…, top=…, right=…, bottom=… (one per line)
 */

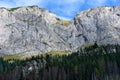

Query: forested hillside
left=0, top=43, right=120, bottom=80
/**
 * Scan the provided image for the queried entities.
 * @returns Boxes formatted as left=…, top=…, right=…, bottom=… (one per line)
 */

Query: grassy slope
left=2, top=50, right=70, bottom=60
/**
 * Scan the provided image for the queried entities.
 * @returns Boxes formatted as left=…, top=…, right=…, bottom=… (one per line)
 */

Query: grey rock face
left=0, top=6, right=120, bottom=56
left=74, top=6, right=120, bottom=45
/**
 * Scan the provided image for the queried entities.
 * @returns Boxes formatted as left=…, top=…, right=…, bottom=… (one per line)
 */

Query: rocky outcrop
left=0, top=6, right=73, bottom=56
left=0, top=6, right=120, bottom=56
left=74, top=6, right=120, bottom=45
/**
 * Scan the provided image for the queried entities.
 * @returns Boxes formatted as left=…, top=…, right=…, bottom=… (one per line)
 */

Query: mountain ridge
left=0, top=6, right=120, bottom=56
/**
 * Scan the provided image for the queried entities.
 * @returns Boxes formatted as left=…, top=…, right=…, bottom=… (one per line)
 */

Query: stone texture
left=74, top=6, right=120, bottom=45
left=0, top=6, right=120, bottom=56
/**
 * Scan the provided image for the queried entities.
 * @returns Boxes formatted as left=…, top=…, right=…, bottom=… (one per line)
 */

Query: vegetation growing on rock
left=8, top=7, right=20, bottom=11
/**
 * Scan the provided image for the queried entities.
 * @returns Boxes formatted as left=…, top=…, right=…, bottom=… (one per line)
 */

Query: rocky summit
left=0, top=6, right=120, bottom=56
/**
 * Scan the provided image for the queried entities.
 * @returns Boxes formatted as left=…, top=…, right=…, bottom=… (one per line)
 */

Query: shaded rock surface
left=0, top=6, right=120, bottom=56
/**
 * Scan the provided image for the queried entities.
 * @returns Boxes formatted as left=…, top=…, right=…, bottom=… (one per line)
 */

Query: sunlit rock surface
left=0, top=6, right=120, bottom=56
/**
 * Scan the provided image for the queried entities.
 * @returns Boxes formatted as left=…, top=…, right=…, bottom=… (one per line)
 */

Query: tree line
left=0, top=43, right=120, bottom=80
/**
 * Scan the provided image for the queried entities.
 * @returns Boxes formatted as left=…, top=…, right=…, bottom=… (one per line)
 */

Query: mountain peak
left=75, top=6, right=120, bottom=18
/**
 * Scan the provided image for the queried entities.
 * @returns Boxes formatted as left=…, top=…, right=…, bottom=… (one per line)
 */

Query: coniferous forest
left=0, top=44, right=120, bottom=80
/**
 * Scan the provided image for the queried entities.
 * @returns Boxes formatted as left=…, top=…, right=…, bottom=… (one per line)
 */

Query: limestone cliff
left=0, top=6, right=120, bottom=56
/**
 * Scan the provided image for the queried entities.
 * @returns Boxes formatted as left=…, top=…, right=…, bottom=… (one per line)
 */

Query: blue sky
left=0, top=0, right=120, bottom=19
